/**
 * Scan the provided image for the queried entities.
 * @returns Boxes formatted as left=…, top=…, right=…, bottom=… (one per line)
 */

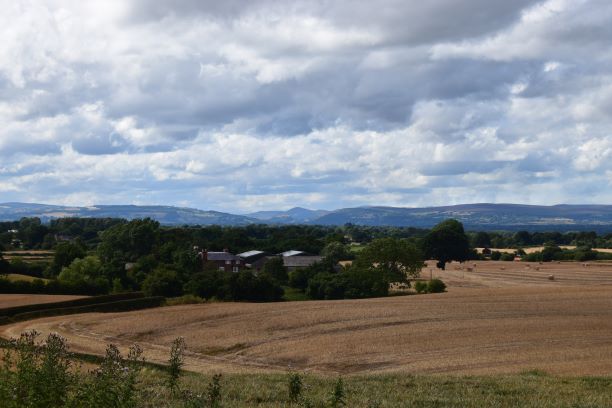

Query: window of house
left=232, top=266, right=239, bottom=273
left=225, top=260, right=231, bottom=264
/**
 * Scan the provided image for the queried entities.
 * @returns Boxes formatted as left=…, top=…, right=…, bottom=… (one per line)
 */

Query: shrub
left=427, top=279, right=446, bottom=293
left=165, top=294, right=205, bottom=306
left=288, top=372, right=303, bottom=402
left=329, top=378, right=346, bottom=408
left=414, top=281, right=428, bottom=294
left=73, top=343, right=144, bottom=407
left=167, top=337, right=186, bottom=393
left=207, top=374, right=223, bottom=408
left=0, top=331, right=75, bottom=408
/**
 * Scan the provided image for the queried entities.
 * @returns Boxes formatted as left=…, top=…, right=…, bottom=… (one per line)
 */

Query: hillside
left=0, top=203, right=256, bottom=226
left=311, top=204, right=612, bottom=230
left=2, top=202, right=612, bottom=230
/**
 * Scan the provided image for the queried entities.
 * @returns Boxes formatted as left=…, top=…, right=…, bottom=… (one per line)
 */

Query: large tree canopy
left=353, top=237, right=423, bottom=283
left=421, top=219, right=471, bottom=270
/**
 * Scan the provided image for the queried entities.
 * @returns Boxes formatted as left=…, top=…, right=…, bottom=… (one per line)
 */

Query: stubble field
left=3, top=260, right=612, bottom=377
left=0, top=294, right=85, bottom=309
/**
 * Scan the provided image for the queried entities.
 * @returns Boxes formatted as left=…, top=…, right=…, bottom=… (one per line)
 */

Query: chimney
left=201, top=249, right=208, bottom=262
left=223, top=248, right=229, bottom=253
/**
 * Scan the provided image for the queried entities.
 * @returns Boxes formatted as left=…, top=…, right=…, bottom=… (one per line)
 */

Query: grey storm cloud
left=1, top=0, right=612, bottom=211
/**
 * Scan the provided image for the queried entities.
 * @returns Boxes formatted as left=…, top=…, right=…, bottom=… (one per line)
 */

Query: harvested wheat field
left=424, top=260, right=612, bottom=288
left=0, top=294, right=85, bottom=309
left=3, top=284, right=612, bottom=376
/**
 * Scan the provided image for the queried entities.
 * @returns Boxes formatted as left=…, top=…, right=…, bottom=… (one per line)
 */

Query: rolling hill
left=0, top=203, right=255, bottom=226
left=2, top=202, right=612, bottom=230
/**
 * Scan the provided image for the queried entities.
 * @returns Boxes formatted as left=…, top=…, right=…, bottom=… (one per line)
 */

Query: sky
left=1, top=0, right=612, bottom=213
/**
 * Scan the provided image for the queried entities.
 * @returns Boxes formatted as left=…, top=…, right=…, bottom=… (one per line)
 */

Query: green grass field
left=135, top=369, right=612, bottom=407
left=4, top=273, right=49, bottom=282
left=349, top=244, right=365, bottom=254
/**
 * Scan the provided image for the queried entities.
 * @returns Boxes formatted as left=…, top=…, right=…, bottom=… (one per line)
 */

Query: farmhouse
left=199, top=249, right=243, bottom=273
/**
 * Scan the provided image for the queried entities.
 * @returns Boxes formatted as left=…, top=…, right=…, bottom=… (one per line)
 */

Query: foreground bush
left=0, top=331, right=143, bottom=408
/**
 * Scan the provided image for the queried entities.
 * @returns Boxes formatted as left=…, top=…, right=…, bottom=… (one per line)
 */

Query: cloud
left=1, top=0, right=612, bottom=212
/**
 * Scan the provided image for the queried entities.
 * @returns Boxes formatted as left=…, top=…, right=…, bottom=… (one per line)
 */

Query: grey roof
left=238, top=250, right=266, bottom=258
left=279, top=250, right=306, bottom=257
left=205, top=251, right=240, bottom=261
left=282, top=256, right=322, bottom=268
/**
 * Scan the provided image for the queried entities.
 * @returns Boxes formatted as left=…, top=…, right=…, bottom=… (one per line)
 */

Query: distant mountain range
left=0, top=202, right=254, bottom=226
left=2, top=202, right=612, bottom=231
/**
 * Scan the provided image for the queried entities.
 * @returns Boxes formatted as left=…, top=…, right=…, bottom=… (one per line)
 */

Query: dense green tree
left=97, top=218, right=160, bottom=264
left=305, top=266, right=389, bottom=300
left=49, top=241, right=87, bottom=277
left=184, top=271, right=224, bottom=300
left=58, top=256, right=109, bottom=291
left=513, top=230, right=532, bottom=247
left=261, top=257, right=288, bottom=284
left=472, top=231, right=492, bottom=248
left=0, top=247, right=8, bottom=274
left=421, top=219, right=471, bottom=270
left=321, top=241, right=353, bottom=264
left=353, top=238, right=423, bottom=283
left=17, top=217, right=49, bottom=249
left=225, top=270, right=284, bottom=302
left=97, top=218, right=161, bottom=284
left=288, top=262, right=328, bottom=290
left=142, top=267, right=183, bottom=297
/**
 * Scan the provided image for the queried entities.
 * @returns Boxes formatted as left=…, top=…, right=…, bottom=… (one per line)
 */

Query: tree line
left=1, top=218, right=478, bottom=300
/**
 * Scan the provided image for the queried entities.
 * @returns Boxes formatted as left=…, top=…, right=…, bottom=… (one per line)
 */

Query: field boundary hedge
left=0, top=292, right=145, bottom=317
left=9, top=296, right=165, bottom=323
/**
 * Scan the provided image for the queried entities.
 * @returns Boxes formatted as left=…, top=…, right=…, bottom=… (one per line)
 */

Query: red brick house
left=198, top=249, right=243, bottom=273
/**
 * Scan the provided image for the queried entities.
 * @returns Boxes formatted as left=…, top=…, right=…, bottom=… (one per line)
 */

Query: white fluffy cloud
left=1, top=0, right=611, bottom=211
